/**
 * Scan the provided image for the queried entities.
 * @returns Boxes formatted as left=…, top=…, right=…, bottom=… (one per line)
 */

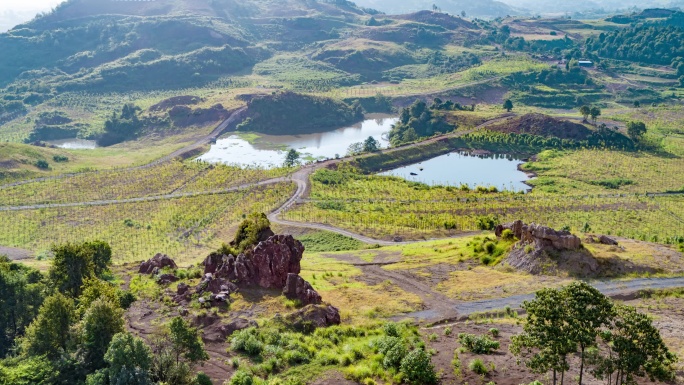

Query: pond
left=198, top=114, right=397, bottom=168
left=379, top=152, right=531, bottom=192
left=46, top=139, right=98, bottom=150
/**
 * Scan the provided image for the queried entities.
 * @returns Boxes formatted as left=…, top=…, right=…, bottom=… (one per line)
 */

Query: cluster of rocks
left=138, top=231, right=339, bottom=330
left=138, top=253, right=177, bottom=275
left=495, top=220, right=587, bottom=274
left=495, top=220, right=582, bottom=251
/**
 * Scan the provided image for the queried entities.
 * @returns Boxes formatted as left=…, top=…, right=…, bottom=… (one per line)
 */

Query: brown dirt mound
left=393, top=10, right=476, bottom=30
left=149, top=95, right=202, bottom=112
left=488, top=113, right=592, bottom=140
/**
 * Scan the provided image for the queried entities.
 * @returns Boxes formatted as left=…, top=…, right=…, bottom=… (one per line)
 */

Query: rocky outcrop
left=193, top=314, right=258, bottom=342
left=283, top=273, right=322, bottom=306
left=497, top=221, right=588, bottom=275
left=599, top=235, right=619, bottom=246
left=496, top=220, right=581, bottom=251
left=203, top=234, right=304, bottom=289
left=284, top=305, right=341, bottom=331
left=139, top=253, right=177, bottom=274
left=157, top=274, right=179, bottom=285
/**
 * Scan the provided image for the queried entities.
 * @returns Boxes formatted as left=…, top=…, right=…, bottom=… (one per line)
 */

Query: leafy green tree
left=363, top=136, right=380, bottom=152
left=626, top=121, right=647, bottom=142
left=346, top=141, right=364, bottom=156
left=503, top=99, right=514, bottom=112
left=590, top=106, right=602, bottom=124
left=511, top=288, right=574, bottom=385
left=579, top=105, right=591, bottom=121
left=104, top=332, right=154, bottom=385
left=22, top=293, right=76, bottom=359
left=85, top=241, right=112, bottom=278
left=168, top=317, right=208, bottom=365
left=562, top=282, right=613, bottom=385
left=81, top=298, right=125, bottom=371
left=594, top=305, right=677, bottom=385
left=283, top=149, right=300, bottom=168
left=0, top=257, right=46, bottom=358
left=49, top=241, right=112, bottom=298
left=78, top=278, right=120, bottom=316
left=150, top=317, right=208, bottom=385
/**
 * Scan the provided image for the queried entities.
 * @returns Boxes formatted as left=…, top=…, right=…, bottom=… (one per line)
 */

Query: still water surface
left=379, top=152, right=531, bottom=192
left=198, top=114, right=396, bottom=168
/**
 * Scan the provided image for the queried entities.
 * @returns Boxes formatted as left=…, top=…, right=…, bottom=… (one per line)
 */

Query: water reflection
left=379, top=152, right=531, bottom=192
left=45, top=139, right=98, bottom=149
left=199, top=114, right=398, bottom=168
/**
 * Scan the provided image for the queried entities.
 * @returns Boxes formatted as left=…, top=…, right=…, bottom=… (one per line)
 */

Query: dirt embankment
left=487, top=113, right=593, bottom=140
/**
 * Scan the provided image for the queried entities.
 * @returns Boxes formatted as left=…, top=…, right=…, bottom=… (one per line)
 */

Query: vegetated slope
left=351, top=0, right=520, bottom=18
left=585, top=25, right=684, bottom=65
left=237, top=91, right=363, bottom=134
left=487, top=113, right=592, bottom=140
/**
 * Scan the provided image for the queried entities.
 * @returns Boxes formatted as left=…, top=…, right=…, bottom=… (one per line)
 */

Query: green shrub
left=458, top=333, right=500, bottom=354
left=229, top=370, right=254, bottom=385
left=52, top=155, right=69, bottom=162
left=484, top=242, right=496, bottom=254
left=444, top=327, right=452, bottom=336
left=382, top=342, right=407, bottom=369
left=476, top=215, right=499, bottom=230
left=501, top=229, right=514, bottom=240
left=383, top=322, right=400, bottom=337
left=452, top=351, right=461, bottom=376
left=428, top=333, right=438, bottom=342
left=376, top=336, right=401, bottom=355
left=35, top=159, right=49, bottom=169
left=400, top=349, right=437, bottom=385
left=489, top=328, right=500, bottom=338
left=469, top=358, right=489, bottom=375
left=195, top=372, right=213, bottom=385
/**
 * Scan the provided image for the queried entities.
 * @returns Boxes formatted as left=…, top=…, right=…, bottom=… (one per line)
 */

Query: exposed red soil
left=487, top=113, right=593, bottom=140
left=149, top=95, right=202, bottom=112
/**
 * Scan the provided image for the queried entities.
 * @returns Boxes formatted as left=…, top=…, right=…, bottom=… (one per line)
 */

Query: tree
left=511, top=288, right=574, bottom=385
left=22, top=293, right=76, bottom=359
left=81, top=298, right=125, bottom=371
left=363, top=136, right=380, bottom=153
left=633, top=101, right=640, bottom=108
left=579, top=105, right=591, bottom=121
left=346, top=141, right=364, bottom=156
left=150, top=317, right=208, bottom=384
left=0, top=258, right=46, bottom=358
left=626, top=121, right=647, bottom=142
left=561, top=282, right=613, bottom=385
left=503, top=99, right=514, bottom=112
left=85, top=241, right=112, bottom=278
left=594, top=305, right=678, bottom=385
left=283, top=149, right=300, bottom=168
left=461, top=10, right=466, bottom=17
left=104, top=332, right=154, bottom=385
left=49, top=241, right=112, bottom=298
left=590, top=106, right=602, bottom=124
left=168, top=317, right=208, bottom=365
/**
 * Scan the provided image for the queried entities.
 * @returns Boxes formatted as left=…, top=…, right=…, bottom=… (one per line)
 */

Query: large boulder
left=497, top=221, right=581, bottom=251
left=283, top=273, right=322, bottom=306
left=498, top=221, right=594, bottom=275
left=284, top=304, right=341, bottom=332
left=202, top=235, right=304, bottom=289
left=139, top=253, right=177, bottom=274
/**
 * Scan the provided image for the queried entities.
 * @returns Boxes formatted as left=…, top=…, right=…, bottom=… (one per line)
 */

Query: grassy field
left=0, top=160, right=289, bottom=206
left=0, top=182, right=296, bottom=265
left=283, top=162, right=684, bottom=244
